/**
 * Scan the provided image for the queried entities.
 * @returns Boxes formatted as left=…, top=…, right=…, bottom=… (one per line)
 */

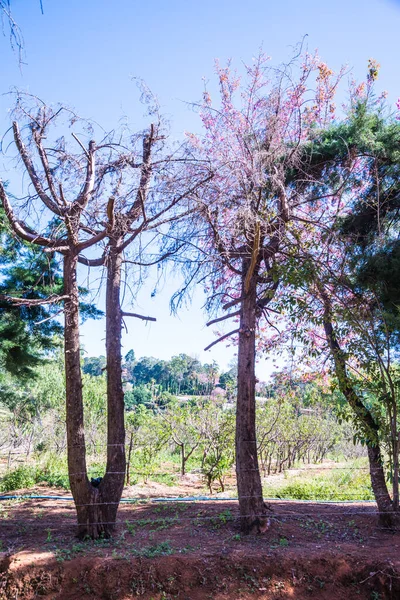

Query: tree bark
left=391, top=414, right=399, bottom=510
left=321, top=301, right=395, bottom=527
left=94, top=239, right=126, bottom=535
left=367, top=444, right=395, bottom=527
left=64, top=249, right=126, bottom=538
left=235, top=262, right=267, bottom=533
left=64, top=253, right=99, bottom=538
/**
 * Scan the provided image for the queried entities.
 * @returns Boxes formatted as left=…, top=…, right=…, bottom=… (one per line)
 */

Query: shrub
left=0, top=465, right=37, bottom=492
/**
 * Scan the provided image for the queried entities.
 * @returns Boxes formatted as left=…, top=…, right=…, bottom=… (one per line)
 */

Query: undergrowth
left=263, top=467, right=374, bottom=501
left=0, top=454, right=106, bottom=492
left=0, top=456, right=375, bottom=502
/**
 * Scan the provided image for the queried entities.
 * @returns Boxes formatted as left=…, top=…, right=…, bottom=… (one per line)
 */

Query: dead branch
left=204, top=328, right=239, bottom=351
left=0, top=294, right=69, bottom=306
left=32, top=128, right=61, bottom=207
left=76, top=140, right=96, bottom=208
left=126, top=123, right=155, bottom=221
left=123, top=244, right=184, bottom=267
left=206, top=310, right=240, bottom=327
left=121, top=311, right=156, bottom=322
left=72, top=132, right=90, bottom=158
left=76, top=229, right=107, bottom=252
left=34, top=309, right=64, bottom=325
left=0, top=181, right=59, bottom=247
left=222, top=297, right=243, bottom=311
left=12, top=121, right=61, bottom=215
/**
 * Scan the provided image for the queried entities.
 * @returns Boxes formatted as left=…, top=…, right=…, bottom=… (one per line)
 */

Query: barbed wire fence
left=1, top=435, right=400, bottom=540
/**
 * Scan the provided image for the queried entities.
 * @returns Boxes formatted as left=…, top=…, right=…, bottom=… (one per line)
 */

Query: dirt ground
left=1, top=486, right=400, bottom=600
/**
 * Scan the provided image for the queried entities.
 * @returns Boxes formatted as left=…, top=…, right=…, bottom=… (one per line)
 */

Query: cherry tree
left=181, top=49, right=345, bottom=532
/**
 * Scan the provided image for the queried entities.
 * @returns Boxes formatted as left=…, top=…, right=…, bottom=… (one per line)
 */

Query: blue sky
left=1, top=0, right=400, bottom=374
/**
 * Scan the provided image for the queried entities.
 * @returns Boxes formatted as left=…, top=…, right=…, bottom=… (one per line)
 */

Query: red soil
left=0, top=490, right=399, bottom=599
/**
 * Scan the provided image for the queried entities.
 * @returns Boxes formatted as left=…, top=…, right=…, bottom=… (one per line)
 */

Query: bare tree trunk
left=64, top=250, right=126, bottom=539
left=64, top=253, right=100, bottom=538
left=236, top=265, right=267, bottom=533
left=95, top=240, right=126, bottom=534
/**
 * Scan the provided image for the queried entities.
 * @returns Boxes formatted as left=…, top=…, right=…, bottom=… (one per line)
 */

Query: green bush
left=0, top=465, right=37, bottom=492
left=35, top=453, right=70, bottom=489
left=0, top=455, right=107, bottom=492
left=36, top=469, right=70, bottom=489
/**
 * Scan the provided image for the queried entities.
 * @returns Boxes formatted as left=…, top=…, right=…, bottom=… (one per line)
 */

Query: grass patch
left=150, top=473, right=177, bottom=486
left=263, top=465, right=373, bottom=501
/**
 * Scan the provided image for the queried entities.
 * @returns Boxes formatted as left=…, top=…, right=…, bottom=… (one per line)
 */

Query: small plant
left=150, top=517, right=177, bottom=532
left=56, top=548, right=72, bottom=562
left=179, top=544, right=199, bottom=553
left=46, top=528, right=52, bottom=543
left=211, top=509, right=233, bottom=528
left=218, top=509, right=233, bottom=524
left=125, top=520, right=136, bottom=535
left=140, top=540, right=173, bottom=558
left=279, top=537, right=289, bottom=547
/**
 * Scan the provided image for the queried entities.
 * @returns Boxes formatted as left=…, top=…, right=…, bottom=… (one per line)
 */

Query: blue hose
left=0, top=493, right=376, bottom=503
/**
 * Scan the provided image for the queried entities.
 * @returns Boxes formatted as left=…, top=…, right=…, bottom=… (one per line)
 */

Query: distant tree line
left=82, top=351, right=237, bottom=400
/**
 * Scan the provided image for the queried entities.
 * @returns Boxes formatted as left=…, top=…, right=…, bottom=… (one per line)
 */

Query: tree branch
left=12, top=121, right=61, bottom=215
left=32, top=128, right=61, bottom=207
left=121, top=311, right=156, bottom=322
left=77, top=254, right=105, bottom=267
left=204, top=328, right=239, bottom=351
left=0, top=181, right=58, bottom=247
left=76, top=139, right=96, bottom=208
left=123, top=244, right=184, bottom=267
left=222, top=297, right=243, bottom=311
left=0, top=294, right=69, bottom=306
left=206, top=310, right=240, bottom=327
left=76, top=229, right=107, bottom=252
left=126, top=124, right=155, bottom=221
